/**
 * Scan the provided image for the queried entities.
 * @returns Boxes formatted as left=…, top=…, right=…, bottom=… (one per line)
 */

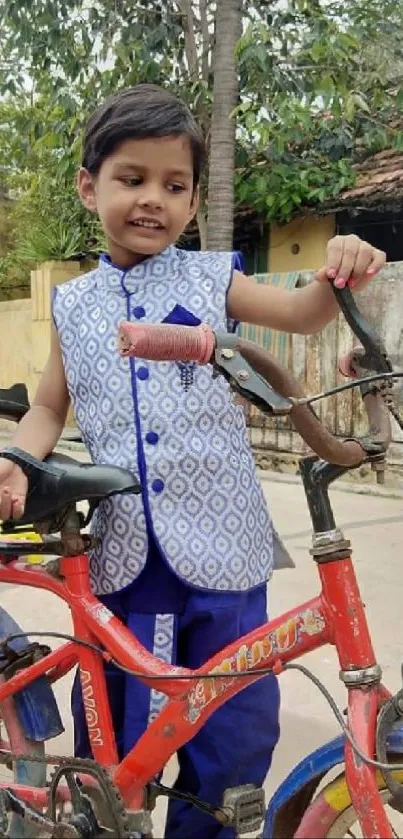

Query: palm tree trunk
left=206, top=0, right=242, bottom=250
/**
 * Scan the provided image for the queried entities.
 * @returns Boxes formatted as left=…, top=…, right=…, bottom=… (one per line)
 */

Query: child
left=0, top=85, right=385, bottom=838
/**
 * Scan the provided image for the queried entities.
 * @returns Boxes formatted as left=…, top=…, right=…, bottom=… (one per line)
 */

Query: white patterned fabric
left=52, top=246, right=275, bottom=594
left=148, top=614, right=175, bottom=724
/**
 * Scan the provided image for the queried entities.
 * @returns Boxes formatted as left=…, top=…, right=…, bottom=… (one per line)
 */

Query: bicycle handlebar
left=221, top=338, right=391, bottom=467
left=331, top=285, right=392, bottom=375
left=118, top=309, right=392, bottom=469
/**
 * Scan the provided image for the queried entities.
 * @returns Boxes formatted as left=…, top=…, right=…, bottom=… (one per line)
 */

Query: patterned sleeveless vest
left=52, top=246, right=275, bottom=595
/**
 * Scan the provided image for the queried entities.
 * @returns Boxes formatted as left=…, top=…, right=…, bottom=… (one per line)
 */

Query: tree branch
left=199, top=0, right=210, bottom=82
left=176, top=0, right=199, bottom=80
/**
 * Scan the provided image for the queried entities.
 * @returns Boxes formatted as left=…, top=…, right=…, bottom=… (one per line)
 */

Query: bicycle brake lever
left=331, top=284, right=392, bottom=375
left=213, top=346, right=293, bottom=416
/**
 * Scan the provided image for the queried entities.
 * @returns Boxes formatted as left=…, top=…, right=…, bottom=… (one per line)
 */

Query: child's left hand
left=314, top=234, right=386, bottom=290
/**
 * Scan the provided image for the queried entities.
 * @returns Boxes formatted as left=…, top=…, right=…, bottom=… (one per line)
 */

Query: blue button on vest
left=52, top=246, right=275, bottom=595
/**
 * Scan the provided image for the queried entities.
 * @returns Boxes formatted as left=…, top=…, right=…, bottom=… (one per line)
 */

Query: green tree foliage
left=0, top=0, right=402, bottom=282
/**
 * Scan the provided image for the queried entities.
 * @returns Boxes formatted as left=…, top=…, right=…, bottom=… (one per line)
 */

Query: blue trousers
left=72, top=543, right=280, bottom=838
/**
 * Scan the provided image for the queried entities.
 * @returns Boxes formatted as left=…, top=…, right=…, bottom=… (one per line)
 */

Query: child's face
left=78, top=134, right=199, bottom=267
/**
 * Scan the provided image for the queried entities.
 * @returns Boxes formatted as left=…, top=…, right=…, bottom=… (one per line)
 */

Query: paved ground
left=0, top=475, right=402, bottom=834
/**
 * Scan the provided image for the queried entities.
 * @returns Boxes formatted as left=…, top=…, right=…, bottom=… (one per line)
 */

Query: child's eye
left=168, top=183, right=186, bottom=193
left=121, top=177, right=142, bottom=187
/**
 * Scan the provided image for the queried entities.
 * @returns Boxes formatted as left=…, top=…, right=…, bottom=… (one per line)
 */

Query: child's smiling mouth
left=129, top=217, right=165, bottom=230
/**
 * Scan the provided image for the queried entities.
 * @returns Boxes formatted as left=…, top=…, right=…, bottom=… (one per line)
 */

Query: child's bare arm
left=10, top=326, right=70, bottom=459
left=0, top=327, right=69, bottom=520
left=228, top=270, right=340, bottom=335
left=228, top=235, right=386, bottom=335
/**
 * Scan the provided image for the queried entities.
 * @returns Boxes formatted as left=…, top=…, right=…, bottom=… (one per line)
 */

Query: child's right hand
left=0, top=459, right=28, bottom=521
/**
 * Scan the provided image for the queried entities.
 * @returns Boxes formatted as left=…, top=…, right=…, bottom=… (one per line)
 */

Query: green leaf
left=0, top=0, right=402, bottom=241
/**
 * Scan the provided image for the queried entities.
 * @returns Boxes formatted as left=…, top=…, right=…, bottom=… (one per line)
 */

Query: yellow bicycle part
left=0, top=526, right=43, bottom=564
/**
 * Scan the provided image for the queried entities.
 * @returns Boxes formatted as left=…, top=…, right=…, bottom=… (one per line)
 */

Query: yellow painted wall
left=268, top=215, right=336, bottom=273
left=0, top=299, right=34, bottom=394
left=0, top=260, right=88, bottom=431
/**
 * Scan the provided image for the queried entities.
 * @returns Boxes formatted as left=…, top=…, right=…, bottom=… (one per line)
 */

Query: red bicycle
left=0, top=284, right=402, bottom=838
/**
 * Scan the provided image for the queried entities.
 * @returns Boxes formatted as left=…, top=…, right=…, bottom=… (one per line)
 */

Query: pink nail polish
left=334, top=278, right=346, bottom=288
left=366, top=268, right=376, bottom=276
left=327, top=269, right=337, bottom=279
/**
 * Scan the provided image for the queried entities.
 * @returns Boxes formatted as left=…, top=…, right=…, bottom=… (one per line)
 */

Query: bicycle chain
left=0, top=747, right=132, bottom=837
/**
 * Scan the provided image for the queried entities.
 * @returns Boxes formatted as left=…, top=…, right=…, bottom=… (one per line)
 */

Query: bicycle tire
left=293, top=764, right=403, bottom=838
left=0, top=691, right=46, bottom=838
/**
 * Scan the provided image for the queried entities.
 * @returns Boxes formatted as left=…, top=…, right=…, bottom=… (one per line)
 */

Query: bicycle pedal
left=221, top=784, right=265, bottom=835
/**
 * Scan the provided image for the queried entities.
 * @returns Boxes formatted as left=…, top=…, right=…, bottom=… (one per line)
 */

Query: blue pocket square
left=162, top=306, right=200, bottom=391
left=162, top=305, right=201, bottom=327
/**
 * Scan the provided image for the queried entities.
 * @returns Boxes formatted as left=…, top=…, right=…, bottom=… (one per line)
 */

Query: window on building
left=337, top=209, right=403, bottom=262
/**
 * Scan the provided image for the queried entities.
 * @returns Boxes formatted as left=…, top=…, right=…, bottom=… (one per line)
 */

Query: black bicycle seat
left=0, top=384, right=30, bottom=423
left=0, top=448, right=141, bottom=526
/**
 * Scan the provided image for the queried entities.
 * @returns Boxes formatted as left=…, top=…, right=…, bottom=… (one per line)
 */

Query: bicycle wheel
left=0, top=688, right=46, bottom=838
left=298, top=766, right=403, bottom=838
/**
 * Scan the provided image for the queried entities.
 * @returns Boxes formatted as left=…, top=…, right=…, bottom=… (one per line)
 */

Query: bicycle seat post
left=299, top=455, right=346, bottom=536
left=298, top=455, right=356, bottom=566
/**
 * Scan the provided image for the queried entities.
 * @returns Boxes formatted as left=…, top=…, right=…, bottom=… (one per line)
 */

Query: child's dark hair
left=82, top=84, right=205, bottom=188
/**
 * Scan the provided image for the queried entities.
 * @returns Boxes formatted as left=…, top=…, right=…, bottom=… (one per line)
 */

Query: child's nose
left=138, top=183, right=164, bottom=209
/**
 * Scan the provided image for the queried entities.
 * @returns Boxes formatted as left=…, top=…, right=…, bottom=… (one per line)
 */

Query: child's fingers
left=0, top=488, right=12, bottom=522
left=11, top=494, right=25, bottom=519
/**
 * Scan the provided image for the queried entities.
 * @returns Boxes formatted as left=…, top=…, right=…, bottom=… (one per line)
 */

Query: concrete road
left=0, top=476, right=402, bottom=834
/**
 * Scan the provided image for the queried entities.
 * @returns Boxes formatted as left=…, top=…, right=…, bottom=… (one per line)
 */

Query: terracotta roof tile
left=338, top=148, right=403, bottom=208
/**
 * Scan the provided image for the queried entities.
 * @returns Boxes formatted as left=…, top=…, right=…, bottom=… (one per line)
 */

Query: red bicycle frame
left=0, top=545, right=393, bottom=838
